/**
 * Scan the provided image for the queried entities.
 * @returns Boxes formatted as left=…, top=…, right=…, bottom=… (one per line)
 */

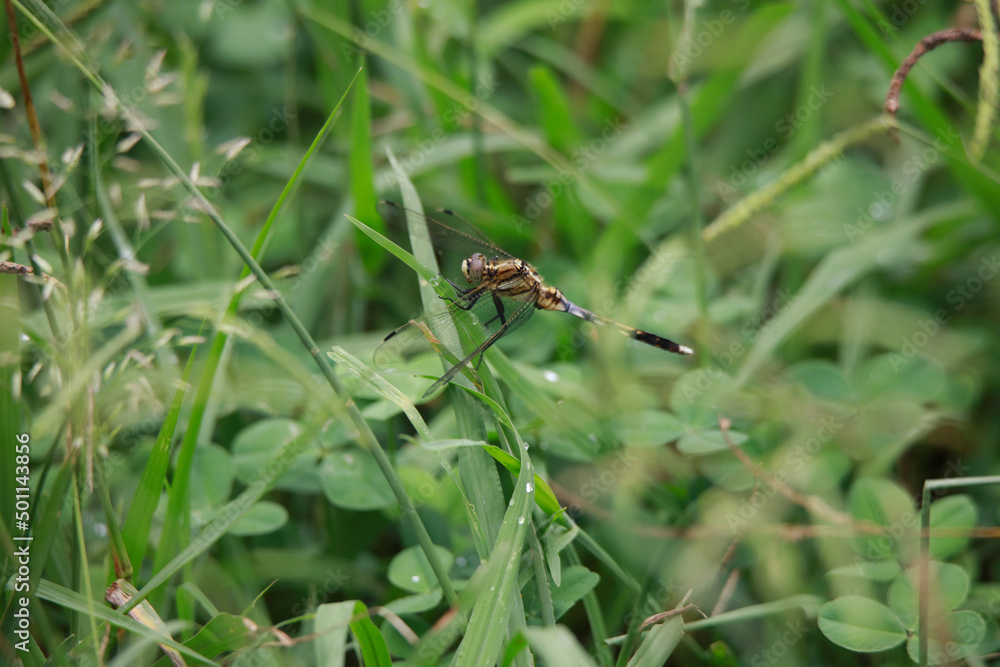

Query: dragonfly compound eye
left=462, top=253, right=486, bottom=284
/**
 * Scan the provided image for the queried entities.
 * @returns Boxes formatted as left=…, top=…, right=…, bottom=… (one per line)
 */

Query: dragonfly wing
left=379, top=201, right=516, bottom=287
left=375, top=285, right=538, bottom=364
left=374, top=289, right=485, bottom=366
left=419, top=294, right=539, bottom=397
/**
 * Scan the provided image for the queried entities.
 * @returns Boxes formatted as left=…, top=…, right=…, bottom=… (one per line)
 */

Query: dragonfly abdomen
left=547, top=295, right=694, bottom=356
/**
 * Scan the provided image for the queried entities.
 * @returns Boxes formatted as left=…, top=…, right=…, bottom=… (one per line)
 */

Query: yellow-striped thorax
left=461, top=253, right=568, bottom=311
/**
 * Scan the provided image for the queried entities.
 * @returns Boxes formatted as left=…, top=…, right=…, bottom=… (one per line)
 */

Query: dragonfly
left=374, top=201, right=693, bottom=398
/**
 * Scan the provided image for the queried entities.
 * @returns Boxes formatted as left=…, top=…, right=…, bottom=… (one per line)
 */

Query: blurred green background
left=1, top=0, right=998, bottom=665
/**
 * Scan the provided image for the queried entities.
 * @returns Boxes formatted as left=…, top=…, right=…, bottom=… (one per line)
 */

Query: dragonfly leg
left=442, top=276, right=471, bottom=296
left=472, top=351, right=486, bottom=370
left=482, top=292, right=508, bottom=328
left=440, top=281, right=481, bottom=310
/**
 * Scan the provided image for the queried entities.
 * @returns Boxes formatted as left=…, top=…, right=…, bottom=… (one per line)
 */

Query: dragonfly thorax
left=462, top=253, right=487, bottom=284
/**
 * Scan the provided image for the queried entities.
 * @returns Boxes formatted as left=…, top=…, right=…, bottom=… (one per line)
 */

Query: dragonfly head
left=462, top=253, right=486, bottom=284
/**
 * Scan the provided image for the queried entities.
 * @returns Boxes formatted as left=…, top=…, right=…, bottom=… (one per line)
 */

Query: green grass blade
left=480, top=444, right=563, bottom=522
left=327, top=347, right=432, bottom=440
left=121, top=341, right=200, bottom=569
left=347, top=601, right=392, bottom=667
left=454, top=436, right=535, bottom=666
left=735, top=200, right=976, bottom=384
left=346, top=215, right=437, bottom=285
left=625, top=616, right=684, bottom=666
left=970, top=0, right=999, bottom=161
left=350, top=60, right=383, bottom=274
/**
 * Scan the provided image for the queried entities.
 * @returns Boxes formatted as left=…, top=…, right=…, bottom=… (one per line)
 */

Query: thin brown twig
left=639, top=603, right=705, bottom=631
left=718, top=415, right=857, bottom=526
left=551, top=478, right=1000, bottom=539
left=884, top=28, right=983, bottom=119
left=710, top=569, right=740, bottom=618
left=4, top=0, right=69, bottom=270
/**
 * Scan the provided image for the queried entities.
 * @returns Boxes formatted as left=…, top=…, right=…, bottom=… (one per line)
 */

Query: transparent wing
left=375, top=285, right=538, bottom=367
left=421, top=296, right=537, bottom=396
left=379, top=201, right=515, bottom=286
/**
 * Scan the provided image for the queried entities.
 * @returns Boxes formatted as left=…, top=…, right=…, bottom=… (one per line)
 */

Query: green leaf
left=350, top=62, right=382, bottom=274
left=383, top=590, right=444, bottom=615
left=887, top=562, right=969, bottom=630
left=856, top=354, right=947, bottom=403
left=122, top=346, right=199, bottom=569
left=626, top=616, right=684, bottom=667
left=818, top=596, right=906, bottom=652
left=478, top=1, right=585, bottom=57
left=785, top=360, right=853, bottom=402
left=929, top=495, right=977, bottom=559
left=420, top=438, right=488, bottom=451
left=522, top=626, right=598, bottom=667
left=480, top=444, right=564, bottom=522
left=348, top=600, right=393, bottom=667
left=231, top=418, right=321, bottom=493
left=227, top=501, right=288, bottom=536
left=826, top=560, right=901, bottom=582
left=388, top=545, right=456, bottom=594
left=189, top=444, right=234, bottom=510
left=151, top=612, right=253, bottom=666
left=319, top=448, right=396, bottom=510
left=614, top=410, right=686, bottom=448
left=905, top=609, right=985, bottom=664
left=848, top=477, right=915, bottom=561
left=314, top=602, right=356, bottom=667
left=542, top=523, right=579, bottom=588
left=670, top=368, right=740, bottom=425
left=677, top=428, right=747, bottom=455
left=348, top=214, right=437, bottom=285
left=551, top=565, right=599, bottom=620
left=327, top=347, right=433, bottom=440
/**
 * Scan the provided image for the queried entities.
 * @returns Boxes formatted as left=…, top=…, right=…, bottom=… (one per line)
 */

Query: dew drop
left=525, top=481, right=534, bottom=493
left=517, top=516, right=525, bottom=524
left=411, top=575, right=421, bottom=583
